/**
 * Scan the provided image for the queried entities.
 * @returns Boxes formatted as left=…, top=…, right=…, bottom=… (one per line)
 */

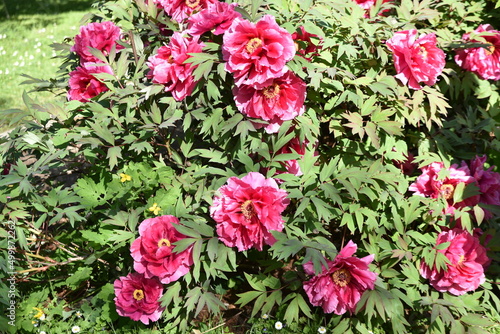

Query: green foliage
left=1, top=0, right=500, bottom=333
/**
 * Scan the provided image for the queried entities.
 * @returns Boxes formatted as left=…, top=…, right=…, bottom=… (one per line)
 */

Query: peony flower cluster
left=303, top=240, right=377, bottom=315
left=420, top=228, right=490, bottom=296
left=223, top=15, right=307, bottom=132
left=455, top=24, right=500, bottom=81
left=147, top=32, right=205, bottom=101
left=114, top=215, right=194, bottom=324
left=68, top=21, right=123, bottom=102
left=210, top=172, right=289, bottom=251
left=409, top=156, right=500, bottom=218
left=386, top=29, right=446, bottom=90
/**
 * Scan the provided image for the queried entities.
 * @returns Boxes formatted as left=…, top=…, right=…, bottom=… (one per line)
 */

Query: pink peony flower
left=455, top=24, right=500, bottom=81
left=291, top=26, right=322, bottom=61
left=131, top=215, right=194, bottom=284
left=186, top=2, right=241, bottom=36
left=147, top=32, right=205, bottom=101
left=233, top=71, right=306, bottom=133
left=353, top=0, right=393, bottom=17
left=275, top=136, right=311, bottom=176
left=409, top=162, right=479, bottom=213
left=67, top=63, right=113, bottom=102
left=114, top=272, right=164, bottom=324
left=468, top=155, right=500, bottom=218
left=155, top=0, right=216, bottom=23
left=420, top=228, right=490, bottom=295
left=71, top=21, right=123, bottom=63
left=386, top=29, right=446, bottom=90
left=222, top=15, right=296, bottom=87
left=303, top=240, right=377, bottom=315
left=210, top=172, right=289, bottom=251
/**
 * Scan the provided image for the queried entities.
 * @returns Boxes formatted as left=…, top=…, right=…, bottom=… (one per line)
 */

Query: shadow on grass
left=0, top=0, right=94, bottom=19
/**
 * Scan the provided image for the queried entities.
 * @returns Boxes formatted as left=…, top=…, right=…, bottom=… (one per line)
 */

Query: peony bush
left=1, top=0, right=500, bottom=333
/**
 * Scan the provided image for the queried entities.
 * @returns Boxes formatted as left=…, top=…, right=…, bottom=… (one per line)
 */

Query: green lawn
left=0, top=0, right=94, bottom=130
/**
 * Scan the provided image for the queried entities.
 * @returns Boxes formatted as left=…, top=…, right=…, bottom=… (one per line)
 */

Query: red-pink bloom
left=303, top=241, right=377, bottom=315
left=131, top=215, right=193, bottom=284
left=386, top=29, right=445, bottom=90
left=2, top=163, right=11, bottom=175
left=393, top=152, right=417, bottom=176
left=409, top=162, right=479, bottom=212
left=468, top=155, right=500, bottom=218
left=275, top=136, right=309, bottom=176
left=114, top=272, right=164, bottom=324
left=291, top=26, right=322, bottom=61
left=71, top=21, right=123, bottom=63
left=455, top=24, right=500, bottom=81
left=233, top=71, right=306, bottom=133
left=186, top=2, right=241, bottom=36
left=222, top=15, right=296, bottom=86
left=210, top=172, right=289, bottom=251
left=155, top=0, right=216, bottom=23
left=353, top=0, right=393, bottom=17
left=147, top=32, right=205, bottom=101
left=420, top=228, right=489, bottom=295
left=67, top=63, right=113, bottom=102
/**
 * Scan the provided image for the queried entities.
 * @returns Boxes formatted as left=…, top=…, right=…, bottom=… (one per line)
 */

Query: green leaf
left=66, top=267, right=92, bottom=289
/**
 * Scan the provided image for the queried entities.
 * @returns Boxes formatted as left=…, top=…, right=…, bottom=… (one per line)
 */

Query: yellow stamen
left=440, top=184, right=455, bottom=200
left=331, top=268, right=352, bottom=287
left=133, top=289, right=144, bottom=301
left=246, top=38, right=263, bottom=54
left=241, top=200, right=257, bottom=221
left=158, top=238, right=171, bottom=248
left=185, top=0, right=200, bottom=9
left=262, top=83, right=280, bottom=99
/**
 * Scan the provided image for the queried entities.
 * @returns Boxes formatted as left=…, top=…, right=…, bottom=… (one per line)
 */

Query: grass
left=0, top=0, right=94, bottom=130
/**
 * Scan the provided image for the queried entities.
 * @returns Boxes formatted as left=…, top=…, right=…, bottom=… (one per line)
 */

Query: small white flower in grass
left=318, top=326, right=327, bottom=334
left=261, top=313, right=269, bottom=320
left=75, top=311, right=82, bottom=318
left=5, top=69, right=9, bottom=74
left=275, top=321, right=283, bottom=330
left=71, top=325, right=80, bottom=333
left=12, top=51, right=17, bottom=57
left=40, top=331, right=47, bottom=334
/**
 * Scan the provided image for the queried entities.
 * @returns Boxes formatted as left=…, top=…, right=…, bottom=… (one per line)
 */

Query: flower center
left=133, top=289, right=144, bottom=301
left=331, top=268, right=352, bottom=287
left=419, top=45, right=428, bottom=59
left=185, top=0, right=200, bottom=9
left=456, top=254, right=465, bottom=267
left=241, top=200, right=257, bottom=221
left=440, top=184, right=455, bottom=200
left=246, top=38, right=263, bottom=54
left=263, top=83, right=280, bottom=99
left=158, top=238, right=171, bottom=248
left=485, top=43, right=495, bottom=55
